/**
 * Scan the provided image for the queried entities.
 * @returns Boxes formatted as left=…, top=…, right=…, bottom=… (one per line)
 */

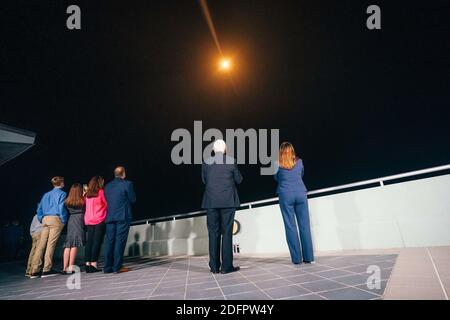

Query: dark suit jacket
left=104, top=178, right=136, bottom=223
left=201, top=152, right=243, bottom=209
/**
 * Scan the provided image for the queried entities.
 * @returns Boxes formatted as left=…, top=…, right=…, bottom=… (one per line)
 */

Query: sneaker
left=41, top=269, right=60, bottom=278
left=29, top=272, right=41, bottom=279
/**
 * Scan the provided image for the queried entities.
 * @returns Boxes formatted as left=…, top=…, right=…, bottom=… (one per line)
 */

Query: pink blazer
left=84, top=189, right=107, bottom=225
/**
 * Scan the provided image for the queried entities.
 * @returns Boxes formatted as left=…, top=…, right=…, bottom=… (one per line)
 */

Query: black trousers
left=206, top=208, right=235, bottom=272
left=85, top=222, right=106, bottom=263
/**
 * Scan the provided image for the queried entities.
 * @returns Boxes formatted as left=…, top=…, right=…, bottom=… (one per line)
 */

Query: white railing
left=131, top=163, right=450, bottom=225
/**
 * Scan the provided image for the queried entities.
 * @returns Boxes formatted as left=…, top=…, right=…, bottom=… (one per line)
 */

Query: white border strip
left=426, top=248, right=449, bottom=300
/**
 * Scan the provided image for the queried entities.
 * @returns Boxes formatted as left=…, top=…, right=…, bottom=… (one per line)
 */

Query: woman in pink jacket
left=84, top=176, right=107, bottom=273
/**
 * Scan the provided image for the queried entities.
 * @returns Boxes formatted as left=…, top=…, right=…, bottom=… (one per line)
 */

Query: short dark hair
left=51, top=176, right=64, bottom=187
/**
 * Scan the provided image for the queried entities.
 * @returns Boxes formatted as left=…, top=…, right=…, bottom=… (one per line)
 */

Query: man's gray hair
left=213, top=139, right=226, bottom=153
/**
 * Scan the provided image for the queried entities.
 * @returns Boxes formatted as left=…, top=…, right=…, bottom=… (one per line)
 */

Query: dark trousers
left=85, top=222, right=106, bottom=263
left=103, top=220, right=130, bottom=273
left=279, top=192, right=314, bottom=263
left=4, top=241, right=19, bottom=260
left=206, top=208, right=235, bottom=272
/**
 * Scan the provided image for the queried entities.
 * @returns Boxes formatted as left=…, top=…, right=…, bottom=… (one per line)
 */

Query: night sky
left=1, top=0, right=449, bottom=223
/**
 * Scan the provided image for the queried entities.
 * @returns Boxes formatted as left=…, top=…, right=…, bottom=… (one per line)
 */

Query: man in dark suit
left=103, top=166, right=136, bottom=274
left=202, top=139, right=243, bottom=274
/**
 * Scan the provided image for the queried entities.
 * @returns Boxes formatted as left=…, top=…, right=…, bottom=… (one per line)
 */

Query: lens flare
left=199, top=0, right=223, bottom=55
left=219, top=58, right=232, bottom=71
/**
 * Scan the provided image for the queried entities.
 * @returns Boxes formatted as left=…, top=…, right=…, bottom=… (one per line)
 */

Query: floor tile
left=301, top=279, right=347, bottom=293
left=264, top=285, right=310, bottom=299
left=320, top=287, right=379, bottom=300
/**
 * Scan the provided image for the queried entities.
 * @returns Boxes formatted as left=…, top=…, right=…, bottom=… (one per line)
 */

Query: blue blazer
left=275, top=159, right=308, bottom=195
left=104, top=178, right=136, bottom=223
left=201, top=153, right=243, bottom=209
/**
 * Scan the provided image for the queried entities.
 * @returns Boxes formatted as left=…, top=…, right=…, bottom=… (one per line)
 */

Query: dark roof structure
left=0, top=123, right=36, bottom=166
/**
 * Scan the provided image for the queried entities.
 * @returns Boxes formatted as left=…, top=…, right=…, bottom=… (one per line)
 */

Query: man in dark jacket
left=202, top=139, right=243, bottom=274
left=103, top=166, right=136, bottom=274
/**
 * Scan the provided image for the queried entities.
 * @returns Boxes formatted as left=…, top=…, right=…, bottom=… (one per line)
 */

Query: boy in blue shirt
left=29, top=176, right=68, bottom=278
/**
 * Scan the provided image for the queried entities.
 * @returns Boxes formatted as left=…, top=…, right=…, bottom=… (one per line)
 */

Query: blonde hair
left=279, top=142, right=297, bottom=170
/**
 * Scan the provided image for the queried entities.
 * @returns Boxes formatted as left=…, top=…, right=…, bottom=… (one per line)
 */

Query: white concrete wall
left=126, top=174, right=450, bottom=257
left=126, top=216, right=209, bottom=258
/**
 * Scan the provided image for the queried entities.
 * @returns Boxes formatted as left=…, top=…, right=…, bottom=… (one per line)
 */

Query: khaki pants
left=30, top=216, right=64, bottom=274
left=26, top=232, right=42, bottom=275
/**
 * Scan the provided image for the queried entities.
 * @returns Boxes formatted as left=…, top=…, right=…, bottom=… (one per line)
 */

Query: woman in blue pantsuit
left=275, top=142, right=314, bottom=264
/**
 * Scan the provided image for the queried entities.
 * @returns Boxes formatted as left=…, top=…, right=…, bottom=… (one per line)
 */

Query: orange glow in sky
left=219, top=58, right=232, bottom=71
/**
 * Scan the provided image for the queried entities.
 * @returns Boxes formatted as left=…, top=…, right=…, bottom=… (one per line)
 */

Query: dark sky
left=1, top=0, right=449, bottom=223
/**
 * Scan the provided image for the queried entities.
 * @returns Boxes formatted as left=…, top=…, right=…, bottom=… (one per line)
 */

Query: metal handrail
left=131, top=163, right=450, bottom=225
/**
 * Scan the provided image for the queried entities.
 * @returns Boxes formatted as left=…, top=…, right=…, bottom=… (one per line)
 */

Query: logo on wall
left=232, top=220, right=241, bottom=235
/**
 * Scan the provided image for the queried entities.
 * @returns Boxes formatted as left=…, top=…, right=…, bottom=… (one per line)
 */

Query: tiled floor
left=383, top=246, right=450, bottom=300
left=0, top=254, right=397, bottom=300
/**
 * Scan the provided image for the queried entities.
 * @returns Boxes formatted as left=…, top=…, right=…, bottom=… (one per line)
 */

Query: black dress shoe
left=210, top=269, right=220, bottom=274
left=90, top=266, right=102, bottom=273
left=220, top=266, right=240, bottom=274
left=61, top=270, right=74, bottom=275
